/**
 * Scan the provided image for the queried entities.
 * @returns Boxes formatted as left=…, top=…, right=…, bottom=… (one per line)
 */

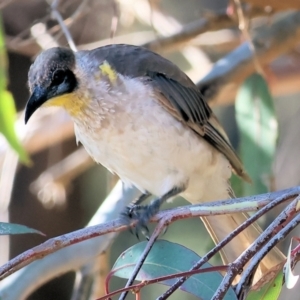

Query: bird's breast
left=73, top=76, right=231, bottom=202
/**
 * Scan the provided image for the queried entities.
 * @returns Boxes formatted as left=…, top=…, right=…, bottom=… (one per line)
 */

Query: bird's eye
left=51, top=70, right=66, bottom=86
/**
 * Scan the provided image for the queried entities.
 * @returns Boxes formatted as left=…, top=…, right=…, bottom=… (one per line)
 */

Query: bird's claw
left=121, top=199, right=161, bottom=239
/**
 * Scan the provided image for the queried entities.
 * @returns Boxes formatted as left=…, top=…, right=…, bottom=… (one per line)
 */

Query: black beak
left=25, top=86, right=48, bottom=124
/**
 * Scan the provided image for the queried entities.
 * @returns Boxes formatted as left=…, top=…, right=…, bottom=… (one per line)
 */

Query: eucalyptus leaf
left=0, top=222, right=44, bottom=236
left=112, top=240, right=237, bottom=300
left=235, top=73, right=277, bottom=195
left=246, top=268, right=283, bottom=300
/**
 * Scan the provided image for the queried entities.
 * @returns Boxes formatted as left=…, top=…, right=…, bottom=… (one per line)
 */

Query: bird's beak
left=25, top=86, right=48, bottom=124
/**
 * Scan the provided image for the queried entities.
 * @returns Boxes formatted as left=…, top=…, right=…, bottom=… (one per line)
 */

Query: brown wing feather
left=150, top=73, right=251, bottom=183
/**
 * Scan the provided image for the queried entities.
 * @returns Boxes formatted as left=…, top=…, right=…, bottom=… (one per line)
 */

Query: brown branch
left=29, top=147, right=93, bottom=207
left=158, top=189, right=294, bottom=299
left=99, top=265, right=229, bottom=300
left=5, top=7, right=265, bottom=57
left=213, top=199, right=300, bottom=299
left=198, top=11, right=300, bottom=105
left=141, top=8, right=266, bottom=54
left=0, top=186, right=299, bottom=282
left=5, top=0, right=89, bottom=56
left=51, top=0, right=77, bottom=52
left=119, top=217, right=167, bottom=300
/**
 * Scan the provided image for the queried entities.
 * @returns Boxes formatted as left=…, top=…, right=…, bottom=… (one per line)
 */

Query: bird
left=24, top=44, right=284, bottom=278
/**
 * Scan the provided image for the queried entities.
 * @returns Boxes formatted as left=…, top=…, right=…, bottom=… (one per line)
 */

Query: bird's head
left=25, top=47, right=78, bottom=123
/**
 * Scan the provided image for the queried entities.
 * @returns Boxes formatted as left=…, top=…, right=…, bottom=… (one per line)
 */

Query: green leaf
left=0, top=90, right=30, bottom=164
left=112, top=240, right=237, bottom=300
left=235, top=73, right=277, bottom=195
left=230, top=173, right=244, bottom=198
left=0, top=222, right=44, bottom=236
left=246, top=269, right=283, bottom=300
left=0, top=15, right=30, bottom=164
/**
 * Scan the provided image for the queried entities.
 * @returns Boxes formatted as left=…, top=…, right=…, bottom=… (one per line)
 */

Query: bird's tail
left=201, top=213, right=285, bottom=280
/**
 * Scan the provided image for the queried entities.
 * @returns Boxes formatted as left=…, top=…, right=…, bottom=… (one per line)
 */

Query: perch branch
left=0, top=186, right=299, bottom=283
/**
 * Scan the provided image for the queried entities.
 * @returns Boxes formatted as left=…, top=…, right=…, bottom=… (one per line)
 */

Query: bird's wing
left=84, top=44, right=250, bottom=182
left=150, top=72, right=251, bottom=182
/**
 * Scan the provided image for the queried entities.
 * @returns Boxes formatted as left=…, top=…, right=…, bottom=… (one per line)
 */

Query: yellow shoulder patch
left=99, top=61, right=117, bottom=83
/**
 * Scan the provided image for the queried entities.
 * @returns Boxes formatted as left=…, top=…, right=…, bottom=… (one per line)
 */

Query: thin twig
left=51, top=0, right=77, bottom=51
left=235, top=196, right=300, bottom=297
left=118, top=219, right=167, bottom=300
left=100, top=265, right=228, bottom=300
left=158, top=191, right=294, bottom=299
left=110, top=0, right=119, bottom=40
left=233, top=0, right=264, bottom=75
left=212, top=197, right=300, bottom=300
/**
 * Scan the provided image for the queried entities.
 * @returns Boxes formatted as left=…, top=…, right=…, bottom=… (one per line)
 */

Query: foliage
left=0, top=222, right=43, bottom=236
left=111, top=240, right=236, bottom=300
left=0, top=15, right=29, bottom=164
left=235, top=73, right=277, bottom=196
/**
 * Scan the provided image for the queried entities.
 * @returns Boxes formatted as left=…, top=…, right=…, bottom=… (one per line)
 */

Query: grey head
left=25, top=47, right=78, bottom=123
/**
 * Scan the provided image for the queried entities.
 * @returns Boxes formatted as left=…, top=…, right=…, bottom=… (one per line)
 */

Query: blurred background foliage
left=0, top=0, right=300, bottom=299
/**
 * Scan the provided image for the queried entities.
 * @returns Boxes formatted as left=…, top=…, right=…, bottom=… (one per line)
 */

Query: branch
left=141, top=8, right=265, bottom=54
left=119, top=215, right=167, bottom=300
left=100, top=265, right=228, bottom=300
left=198, top=11, right=300, bottom=104
left=5, top=6, right=263, bottom=57
left=212, top=197, right=300, bottom=299
left=0, top=181, right=140, bottom=300
left=0, top=186, right=299, bottom=284
left=158, top=188, right=293, bottom=299
left=29, top=147, right=93, bottom=208
left=50, top=0, right=77, bottom=52
left=141, top=11, right=235, bottom=53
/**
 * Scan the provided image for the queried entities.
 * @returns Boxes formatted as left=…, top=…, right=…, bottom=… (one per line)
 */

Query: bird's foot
left=121, top=186, right=183, bottom=238
left=121, top=198, right=162, bottom=239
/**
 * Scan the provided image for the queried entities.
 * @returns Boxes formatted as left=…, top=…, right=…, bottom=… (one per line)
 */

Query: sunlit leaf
left=112, top=240, right=237, bottom=300
left=0, top=15, right=30, bottom=164
left=246, top=267, right=283, bottom=300
left=284, top=240, right=299, bottom=289
left=0, top=90, right=30, bottom=164
left=235, top=73, right=277, bottom=195
left=0, top=222, right=44, bottom=236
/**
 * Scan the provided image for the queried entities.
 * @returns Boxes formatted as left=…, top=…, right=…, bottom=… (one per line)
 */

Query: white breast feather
left=73, top=75, right=232, bottom=204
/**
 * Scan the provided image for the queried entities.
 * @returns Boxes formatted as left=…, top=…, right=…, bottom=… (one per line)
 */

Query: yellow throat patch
left=43, top=92, right=88, bottom=118
left=43, top=61, right=117, bottom=118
